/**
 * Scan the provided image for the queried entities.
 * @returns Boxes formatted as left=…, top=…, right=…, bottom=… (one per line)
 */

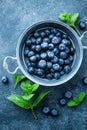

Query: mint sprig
left=7, top=74, right=50, bottom=119
left=67, top=92, right=86, bottom=107
left=59, top=12, right=81, bottom=36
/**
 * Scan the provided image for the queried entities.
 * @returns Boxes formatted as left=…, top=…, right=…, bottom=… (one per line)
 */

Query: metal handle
left=3, top=56, right=19, bottom=74
left=80, top=31, right=87, bottom=49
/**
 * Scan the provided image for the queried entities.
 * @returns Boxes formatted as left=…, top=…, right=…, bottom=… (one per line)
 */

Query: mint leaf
left=14, top=74, right=26, bottom=89
left=59, top=13, right=71, bottom=22
left=7, top=94, right=30, bottom=109
left=22, top=94, right=35, bottom=100
left=32, top=91, right=50, bottom=107
left=68, top=13, right=79, bottom=26
left=67, top=100, right=79, bottom=107
left=78, top=92, right=86, bottom=102
left=31, top=84, right=39, bottom=93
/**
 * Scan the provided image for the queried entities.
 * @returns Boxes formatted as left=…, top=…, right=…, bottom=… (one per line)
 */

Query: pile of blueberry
left=24, top=28, right=75, bottom=80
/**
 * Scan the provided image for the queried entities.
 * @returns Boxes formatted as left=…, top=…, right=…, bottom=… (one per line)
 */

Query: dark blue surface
left=0, top=0, right=87, bottom=130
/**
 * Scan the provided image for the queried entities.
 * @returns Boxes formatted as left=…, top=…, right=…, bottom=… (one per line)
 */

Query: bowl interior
left=16, top=21, right=83, bottom=86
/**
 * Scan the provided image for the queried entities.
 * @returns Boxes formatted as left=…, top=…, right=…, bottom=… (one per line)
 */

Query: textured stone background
left=0, top=0, right=87, bottom=130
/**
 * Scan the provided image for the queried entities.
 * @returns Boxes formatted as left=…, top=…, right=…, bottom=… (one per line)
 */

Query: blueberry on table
left=52, top=37, right=61, bottom=45
left=49, top=44, right=54, bottom=50
left=33, top=31, right=39, bottom=38
left=47, top=62, right=52, bottom=68
left=53, top=63, right=60, bottom=71
left=30, top=56, right=36, bottom=62
left=41, top=42, right=48, bottom=49
left=59, top=43, right=66, bottom=51
left=43, top=38, right=50, bottom=43
left=64, top=65, right=71, bottom=74
left=59, top=52, right=67, bottom=59
left=36, top=37, right=42, bottom=44
left=42, top=106, right=50, bottom=115
left=82, top=76, right=87, bottom=85
left=28, top=67, right=34, bottom=74
left=51, top=28, right=57, bottom=34
left=40, top=53, right=47, bottom=59
left=50, top=108, right=59, bottom=117
left=58, top=58, right=64, bottom=65
left=51, top=56, right=58, bottom=63
left=47, top=51, right=54, bottom=59
left=28, top=51, right=35, bottom=57
left=38, top=60, right=47, bottom=69
left=45, top=29, right=50, bottom=35
left=35, top=45, right=41, bottom=52
left=64, top=91, right=73, bottom=99
left=53, top=72, right=60, bottom=79
left=79, top=21, right=86, bottom=30
left=53, top=48, right=59, bottom=55
left=59, top=98, right=67, bottom=106
left=25, top=39, right=32, bottom=46
left=2, top=76, right=9, bottom=84
left=40, top=32, right=46, bottom=38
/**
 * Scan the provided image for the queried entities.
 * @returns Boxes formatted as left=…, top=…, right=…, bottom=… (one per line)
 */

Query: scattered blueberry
left=79, top=21, right=86, bottom=30
left=82, top=76, right=87, bottom=85
left=42, top=106, right=50, bottom=115
left=50, top=108, right=59, bottom=117
left=59, top=98, right=67, bottom=106
left=64, top=91, right=73, bottom=99
left=2, top=76, right=9, bottom=84
left=38, top=60, right=47, bottom=68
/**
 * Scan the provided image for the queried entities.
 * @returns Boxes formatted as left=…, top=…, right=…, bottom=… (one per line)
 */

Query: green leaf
left=68, top=13, right=79, bottom=26
left=59, top=13, right=71, bottom=22
left=22, top=94, right=35, bottom=101
left=32, top=91, right=50, bottom=107
left=78, top=92, right=86, bottom=102
left=7, top=94, right=30, bottom=109
left=14, top=74, right=26, bottom=89
left=31, top=84, right=39, bottom=93
left=67, top=100, right=79, bottom=107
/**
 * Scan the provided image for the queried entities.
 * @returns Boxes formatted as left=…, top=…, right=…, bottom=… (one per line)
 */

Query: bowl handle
left=3, top=56, right=19, bottom=74
left=80, top=31, right=87, bottom=49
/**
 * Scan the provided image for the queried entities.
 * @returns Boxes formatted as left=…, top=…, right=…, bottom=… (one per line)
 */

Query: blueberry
left=33, top=32, right=39, bottom=38
left=24, top=49, right=29, bottom=56
left=65, top=47, right=70, bottom=54
left=36, top=54, right=40, bottom=60
left=52, top=37, right=61, bottom=45
left=82, top=76, right=87, bottom=85
left=30, top=62, right=36, bottom=67
left=60, top=52, right=67, bottom=59
left=41, top=42, right=48, bottom=49
left=40, top=53, right=47, bottom=59
left=42, top=106, right=50, bottom=115
left=35, top=45, right=41, bottom=52
left=47, top=62, right=52, bottom=68
left=31, top=37, right=36, bottom=44
left=25, top=39, right=32, bottom=46
left=38, top=60, right=46, bottom=68
left=53, top=72, right=60, bottom=79
left=62, top=39, right=71, bottom=46
left=46, top=74, right=52, bottom=79
left=36, top=68, right=44, bottom=76
left=27, top=62, right=31, bottom=67
left=30, top=56, right=36, bottom=62
left=40, top=31, right=46, bottom=38
left=47, top=51, right=54, bottom=59
left=49, top=44, right=54, bottom=50
left=36, top=37, right=42, bottom=44
left=28, top=51, right=35, bottom=57
left=56, top=32, right=61, bottom=37
left=50, top=69, right=55, bottom=73
left=51, top=28, right=57, bottom=34
left=68, top=56, right=74, bottom=62
left=58, top=58, right=64, bottom=65
left=59, top=43, right=66, bottom=51
left=59, top=98, right=67, bottom=106
left=51, top=56, right=58, bottom=63
left=49, top=34, right=54, bottom=39
left=64, top=91, right=73, bottom=99
left=43, top=38, right=50, bottom=43
left=64, top=59, right=71, bottom=65
left=70, top=47, right=75, bottom=55
left=2, top=76, right=9, bottom=84
left=31, top=45, right=36, bottom=51
left=60, top=71, right=65, bottom=76
left=28, top=67, right=34, bottom=74
left=53, top=63, right=60, bottom=71
left=62, top=34, right=68, bottom=39
left=50, top=108, right=59, bottom=117
left=45, top=29, right=50, bottom=35
left=64, top=65, right=71, bottom=74
left=53, top=48, right=59, bottom=55
left=79, top=21, right=86, bottom=30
